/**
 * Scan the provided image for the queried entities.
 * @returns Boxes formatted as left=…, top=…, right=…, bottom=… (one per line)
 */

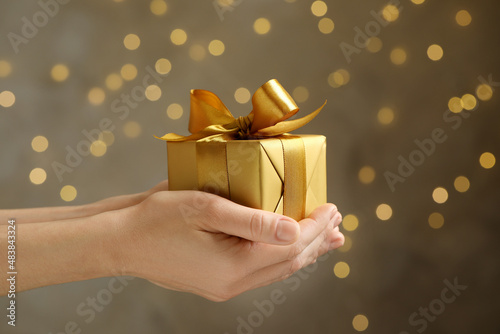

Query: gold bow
left=157, top=79, right=326, bottom=142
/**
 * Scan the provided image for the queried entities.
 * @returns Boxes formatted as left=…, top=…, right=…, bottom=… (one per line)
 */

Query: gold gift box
left=159, top=79, right=328, bottom=220
left=166, top=135, right=326, bottom=220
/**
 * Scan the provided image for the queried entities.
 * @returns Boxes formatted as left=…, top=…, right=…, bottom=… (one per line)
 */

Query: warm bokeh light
left=353, top=314, right=369, bottom=332
left=189, top=44, right=207, bottom=61
left=90, top=140, right=107, bottom=157
left=428, top=212, right=444, bottom=229
left=427, top=44, right=443, bottom=61
left=476, top=84, right=493, bottom=101
left=382, top=5, right=399, bottom=22
left=121, top=64, right=138, bottom=81
left=376, top=204, right=392, bottom=220
left=123, top=121, right=142, bottom=138
left=29, top=168, right=47, bottom=185
left=342, top=214, right=359, bottom=232
left=31, top=136, right=49, bottom=153
left=456, top=10, right=472, bottom=27
left=51, top=64, right=70, bottom=82
left=292, top=86, right=309, bottom=103
left=432, top=187, right=448, bottom=204
left=0, top=91, right=16, bottom=108
left=390, top=48, right=407, bottom=65
left=377, top=107, right=395, bottom=125
left=155, top=58, right=172, bottom=75
left=105, top=73, right=123, bottom=91
left=88, top=87, right=105, bottom=106
left=411, top=0, right=425, bottom=4
left=234, top=87, right=251, bottom=104
left=334, top=262, right=350, bottom=278
left=150, top=0, right=167, bottom=16
left=328, top=69, right=350, bottom=88
left=454, top=176, right=470, bottom=193
left=208, top=40, right=225, bottom=56
left=123, top=33, right=140, bottom=50
left=479, top=152, right=496, bottom=169
left=448, top=97, right=463, bottom=113
left=60, top=185, right=77, bottom=202
left=0, top=60, right=12, bottom=77
left=170, top=28, right=187, bottom=45
left=167, top=103, right=183, bottom=120
left=253, top=18, right=271, bottom=35
left=366, top=37, right=382, bottom=53
left=145, top=85, right=162, bottom=101
left=318, top=18, right=334, bottom=34
left=460, top=94, right=477, bottom=110
left=311, top=1, right=327, bottom=17
left=338, top=235, right=352, bottom=253
left=358, top=166, right=375, bottom=184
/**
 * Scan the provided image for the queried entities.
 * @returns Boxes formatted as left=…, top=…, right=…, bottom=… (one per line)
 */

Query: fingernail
left=276, top=219, right=299, bottom=242
left=329, top=205, right=338, bottom=220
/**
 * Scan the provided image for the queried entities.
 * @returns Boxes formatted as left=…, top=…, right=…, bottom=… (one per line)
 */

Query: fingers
left=200, top=196, right=301, bottom=245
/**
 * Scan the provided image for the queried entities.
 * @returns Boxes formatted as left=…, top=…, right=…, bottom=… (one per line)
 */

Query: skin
left=0, top=181, right=344, bottom=302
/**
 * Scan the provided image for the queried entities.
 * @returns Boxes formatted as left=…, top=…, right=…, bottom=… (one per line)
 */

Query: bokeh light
left=382, top=5, right=399, bottom=22
left=311, top=1, right=327, bottom=17
left=333, top=262, right=350, bottom=278
left=123, top=121, right=142, bottom=138
left=428, top=212, right=444, bottom=229
left=150, top=0, right=167, bottom=16
left=145, top=85, right=162, bottom=101
left=460, top=94, right=477, bottom=110
left=60, top=185, right=77, bottom=202
left=90, top=140, right=107, bottom=157
left=189, top=44, right=207, bottom=61
left=411, top=0, right=425, bottom=4
left=358, top=166, right=375, bottom=184
left=479, top=152, right=496, bottom=169
left=105, top=73, right=123, bottom=91
left=292, top=86, right=309, bottom=103
left=31, top=136, right=49, bottom=153
left=170, top=29, right=187, bottom=45
left=234, top=87, right=251, bottom=104
left=366, top=37, right=382, bottom=53
left=376, top=204, right=392, bottom=220
left=318, top=18, right=334, bottom=34
left=123, top=33, right=140, bottom=50
left=338, top=235, right=352, bottom=253
left=342, top=214, right=359, bottom=232
left=377, top=107, right=394, bottom=125
left=121, top=64, right=138, bottom=81
left=29, top=168, right=47, bottom=185
left=390, top=48, right=407, bottom=65
left=155, top=58, right=172, bottom=75
left=0, top=91, right=16, bottom=108
left=456, top=10, right=472, bottom=27
left=476, top=84, right=493, bottom=101
left=448, top=97, right=463, bottom=113
left=328, top=69, right=350, bottom=88
left=50, top=64, right=70, bottom=82
left=353, top=314, right=369, bottom=331
left=0, top=60, right=12, bottom=77
left=432, top=187, right=448, bottom=204
left=88, top=87, right=106, bottom=106
left=454, top=176, right=470, bottom=193
left=253, top=18, right=271, bottom=35
left=99, top=130, right=115, bottom=146
left=208, top=40, right=225, bottom=56
left=427, top=44, right=443, bottom=61
left=167, top=103, right=184, bottom=120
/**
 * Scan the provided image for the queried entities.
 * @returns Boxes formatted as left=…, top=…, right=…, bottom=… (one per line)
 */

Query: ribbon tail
left=253, top=100, right=327, bottom=137
left=156, top=125, right=240, bottom=142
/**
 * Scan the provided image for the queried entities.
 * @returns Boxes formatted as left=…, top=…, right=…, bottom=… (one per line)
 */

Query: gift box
left=158, top=79, right=327, bottom=220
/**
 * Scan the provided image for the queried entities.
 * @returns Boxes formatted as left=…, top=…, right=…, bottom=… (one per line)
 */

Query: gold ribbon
left=158, top=79, right=326, bottom=220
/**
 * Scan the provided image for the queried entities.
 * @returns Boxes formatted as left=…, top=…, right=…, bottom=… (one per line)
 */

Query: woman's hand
left=118, top=191, right=344, bottom=301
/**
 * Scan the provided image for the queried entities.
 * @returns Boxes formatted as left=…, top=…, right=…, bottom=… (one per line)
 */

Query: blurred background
left=1, top=0, right=499, bottom=333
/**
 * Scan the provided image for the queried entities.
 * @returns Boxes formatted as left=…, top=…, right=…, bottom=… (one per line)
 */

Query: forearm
left=0, top=192, right=145, bottom=225
left=0, top=210, right=126, bottom=295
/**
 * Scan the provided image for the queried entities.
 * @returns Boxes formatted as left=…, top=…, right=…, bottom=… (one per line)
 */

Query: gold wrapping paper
left=166, top=134, right=326, bottom=220
left=158, top=79, right=328, bottom=220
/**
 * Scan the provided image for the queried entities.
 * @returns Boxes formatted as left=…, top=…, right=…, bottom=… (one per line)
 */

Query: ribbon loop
left=157, top=79, right=326, bottom=142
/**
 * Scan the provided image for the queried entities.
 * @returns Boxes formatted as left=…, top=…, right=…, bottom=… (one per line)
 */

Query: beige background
left=1, top=0, right=499, bottom=333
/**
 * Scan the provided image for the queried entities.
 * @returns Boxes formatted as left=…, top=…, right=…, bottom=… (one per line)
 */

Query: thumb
left=208, top=200, right=300, bottom=245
